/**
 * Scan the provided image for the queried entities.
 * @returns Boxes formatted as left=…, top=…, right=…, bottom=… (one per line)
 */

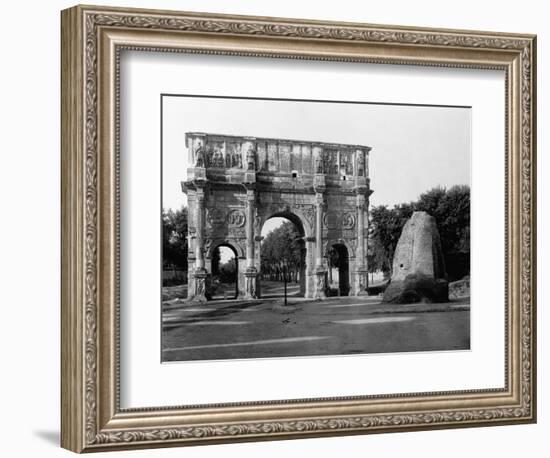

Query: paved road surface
left=162, top=281, right=470, bottom=362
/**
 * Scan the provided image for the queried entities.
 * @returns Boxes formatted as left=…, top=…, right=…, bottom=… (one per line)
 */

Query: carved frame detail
left=61, top=4, right=536, bottom=452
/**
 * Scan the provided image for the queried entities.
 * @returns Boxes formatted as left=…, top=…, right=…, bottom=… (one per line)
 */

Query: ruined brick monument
left=382, top=211, right=449, bottom=303
left=181, top=132, right=373, bottom=301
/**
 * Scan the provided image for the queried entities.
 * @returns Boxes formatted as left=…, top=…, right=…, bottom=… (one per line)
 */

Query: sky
left=162, top=95, right=470, bottom=260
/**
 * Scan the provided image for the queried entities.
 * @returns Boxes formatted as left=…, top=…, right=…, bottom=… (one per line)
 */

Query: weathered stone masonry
left=182, top=132, right=373, bottom=301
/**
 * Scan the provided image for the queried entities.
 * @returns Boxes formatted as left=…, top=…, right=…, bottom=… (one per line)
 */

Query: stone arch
left=205, top=238, right=245, bottom=260
left=290, top=207, right=315, bottom=238
left=265, top=210, right=306, bottom=237
left=324, top=238, right=355, bottom=260
left=256, top=203, right=311, bottom=238
left=209, top=241, right=240, bottom=300
left=258, top=210, right=310, bottom=298
left=325, top=240, right=351, bottom=296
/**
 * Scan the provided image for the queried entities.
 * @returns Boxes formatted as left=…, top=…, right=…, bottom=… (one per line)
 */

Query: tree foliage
left=211, top=245, right=221, bottom=272
left=368, top=203, right=414, bottom=276
left=211, top=246, right=237, bottom=283
left=260, top=221, right=303, bottom=282
left=368, top=185, right=470, bottom=281
left=162, top=206, right=188, bottom=270
left=217, top=256, right=237, bottom=283
left=415, top=185, right=470, bottom=256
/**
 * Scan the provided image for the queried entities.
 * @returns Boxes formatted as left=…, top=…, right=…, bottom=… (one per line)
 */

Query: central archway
left=259, top=212, right=307, bottom=299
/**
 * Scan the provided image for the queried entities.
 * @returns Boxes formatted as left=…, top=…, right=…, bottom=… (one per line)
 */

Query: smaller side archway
left=327, top=243, right=350, bottom=296
left=209, top=242, right=239, bottom=300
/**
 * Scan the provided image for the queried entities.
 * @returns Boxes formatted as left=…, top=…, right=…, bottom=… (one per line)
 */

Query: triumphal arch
left=182, top=132, right=373, bottom=302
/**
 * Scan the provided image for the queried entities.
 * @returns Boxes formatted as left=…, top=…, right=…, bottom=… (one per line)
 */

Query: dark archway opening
left=328, top=244, right=350, bottom=296
left=259, top=213, right=306, bottom=299
left=211, top=244, right=239, bottom=300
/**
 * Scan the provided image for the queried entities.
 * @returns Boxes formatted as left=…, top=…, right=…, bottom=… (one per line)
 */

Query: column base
left=188, top=268, right=208, bottom=303
left=313, top=268, right=327, bottom=299
left=243, top=268, right=259, bottom=300
left=354, top=268, right=369, bottom=296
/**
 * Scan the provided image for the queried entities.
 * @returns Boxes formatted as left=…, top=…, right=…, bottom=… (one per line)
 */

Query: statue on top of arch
left=246, top=145, right=256, bottom=171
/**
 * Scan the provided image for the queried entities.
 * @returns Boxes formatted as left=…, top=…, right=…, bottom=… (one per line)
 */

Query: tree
left=368, top=185, right=470, bottom=281
left=368, top=202, right=414, bottom=277
left=367, top=235, right=390, bottom=276
left=415, top=185, right=470, bottom=257
left=260, top=222, right=303, bottom=282
left=162, top=206, right=188, bottom=270
left=211, top=246, right=221, bottom=275
left=416, top=185, right=470, bottom=280
left=218, top=257, right=237, bottom=283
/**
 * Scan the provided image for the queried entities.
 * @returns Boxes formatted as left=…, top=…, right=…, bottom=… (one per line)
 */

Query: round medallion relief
left=226, top=209, right=246, bottom=227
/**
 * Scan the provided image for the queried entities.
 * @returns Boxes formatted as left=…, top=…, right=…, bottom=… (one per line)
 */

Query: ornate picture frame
left=61, top=4, right=536, bottom=453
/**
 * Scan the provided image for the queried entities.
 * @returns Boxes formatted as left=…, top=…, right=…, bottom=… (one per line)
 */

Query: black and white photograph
left=161, top=95, right=471, bottom=362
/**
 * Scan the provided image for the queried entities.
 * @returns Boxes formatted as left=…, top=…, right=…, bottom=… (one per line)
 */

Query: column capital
left=356, top=193, right=367, bottom=210
left=195, top=191, right=205, bottom=204
left=355, top=186, right=369, bottom=196
left=314, top=192, right=325, bottom=206
left=194, top=181, right=208, bottom=194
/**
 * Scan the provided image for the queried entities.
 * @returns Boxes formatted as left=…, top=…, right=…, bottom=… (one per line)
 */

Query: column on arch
left=354, top=192, right=369, bottom=295
left=312, top=142, right=328, bottom=300
left=189, top=184, right=208, bottom=302
left=243, top=187, right=259, bottom=299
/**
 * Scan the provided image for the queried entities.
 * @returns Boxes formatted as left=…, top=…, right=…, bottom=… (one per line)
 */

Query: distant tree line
left=260, top=222, right=303, bottom=283
left=162, top=206, right=188, bottom=271
left=368, top=185, right=470, bottom=282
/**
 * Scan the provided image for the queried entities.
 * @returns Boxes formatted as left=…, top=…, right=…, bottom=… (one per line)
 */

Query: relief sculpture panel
left=340, top=150, right=354, bottom=175
left=206, top=208, right=225, bottom=227
left=279, top=143, right=291, bottom=172
left=342, top=212, right=356, bottom=229
left=267, top=143, right=278, bottom=172
left=302, top=144, right=312, bottom=174
left=257, top=141, right=267, bottom=171
left=226, top=142, right=242, bottom=168
left=227, top=209, right=246, bottom=227
left=290, top=144, right=301, bottom=172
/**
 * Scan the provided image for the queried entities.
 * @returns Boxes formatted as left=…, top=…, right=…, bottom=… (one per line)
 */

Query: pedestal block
left=244, top=268, right=259, bottom=299
left=313, top=267, right=327, bottom=299
left=189, top=268, right=208, bottom=303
